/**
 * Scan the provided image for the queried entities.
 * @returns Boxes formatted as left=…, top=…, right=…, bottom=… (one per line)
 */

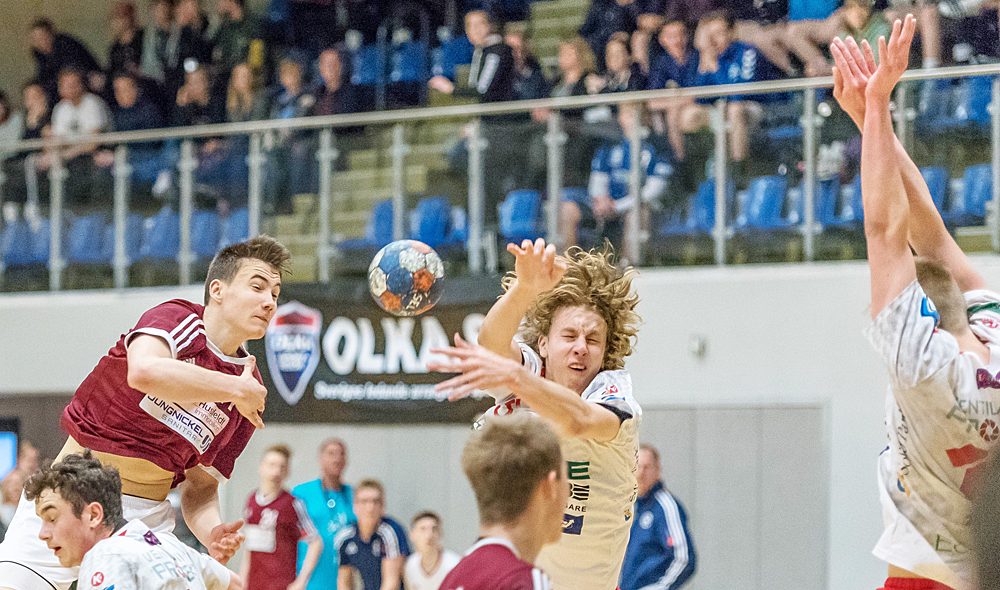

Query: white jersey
left=403, top=550, right=461, bottom=590
left=80, top=519, right=231, bottom=590
left=865, top=281, right=1000, bottom=589
left=484, top=342, right=641, bottom=590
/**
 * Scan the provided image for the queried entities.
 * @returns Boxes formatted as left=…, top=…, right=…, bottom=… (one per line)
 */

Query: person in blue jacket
left=620, top=443, right=695, bottom=590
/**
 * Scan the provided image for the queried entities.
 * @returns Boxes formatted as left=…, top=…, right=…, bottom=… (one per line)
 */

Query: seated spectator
left=594, top=33, right=647, bottom=94
left=0, top=91, right=25, bottom=165
left=29, top=18, right=103, bottom=105
left=263, top=58, right=315, bottom=213
left=208, top=0, right=263, bottom=96
left=578, top=0, right=640, bottom=70
left=404, top=511, right=460, bottom=590
left=2, top=82, right=51, bottom=218
left=677, top=10, right=786, bottom=188
left=630, top=28, right=653, bottom=78
left=39, top=68, right=111, bottom=207
left=336, top=479, right=410, bottom=590
left=732, top=0, right=796, bottom=75
left=428, top=11, right=515, bottom=104
left=786, top=0, right=891, bottom=77
left=561, top=103, right=670, bottom=253
left=227, top=62, right=267, bottom=122
left=140, top=0, right=173, bottom=85
left=637, top=0, right=667, bottom=32
left=163, top=0, right=211, bottom=104
left=549, top=36, right=597, bottom=105
left=108, top=2, right=144, bottom=79
left=505, top=25, right=549, bottom=102
left=93, top=74, right=165, bottom=196
left=173, top=65, right=223, bottom=127
left=648, top=19, right=700, bottom=160
left=311, top=48, right=359, bottom=116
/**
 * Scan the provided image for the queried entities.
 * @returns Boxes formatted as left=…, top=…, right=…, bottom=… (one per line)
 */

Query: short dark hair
left=31, top=18, right=55, bottom=33
left=58, top=67, right=84, bottom=83
left=411, top=510, right=442, bottom=528
left=699, top=9, right=735, bottom=30
left=264, top=443, right=291, bottom=461
left=23, top=451, right=125, bottom=531
left=462, top=415, right=562, bottom=526
left=203, top=235, right=291, bottom=305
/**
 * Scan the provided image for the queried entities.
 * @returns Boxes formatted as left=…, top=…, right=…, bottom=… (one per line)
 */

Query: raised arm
left=858, top=16, right=919, bottom=318
left=126, top=334, right=266, bottom=428
left=831, top=33, right=985, bottom=292
left=477, top=239, right=567, bottom=362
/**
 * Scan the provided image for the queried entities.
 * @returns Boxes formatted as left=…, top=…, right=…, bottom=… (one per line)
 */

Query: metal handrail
left=5, top=62, right=1000, bottom=152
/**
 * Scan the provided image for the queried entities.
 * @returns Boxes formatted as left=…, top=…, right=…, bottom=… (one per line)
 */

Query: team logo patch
left=91, top=573, right=104, bottom=586
left=639, top=511, right=654, bottom=530
left=981, top=419, right=999, bottom=442
left=143, top=531, right=161, bottom=546
left=265, top=301, right=323, bottom=405
left=562, top=514, right=584, bottom=535
left=920, top=297, right=940, bottom=326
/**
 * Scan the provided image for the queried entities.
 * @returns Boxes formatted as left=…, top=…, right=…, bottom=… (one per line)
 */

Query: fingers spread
left=861, top=40, right=877, bottom=73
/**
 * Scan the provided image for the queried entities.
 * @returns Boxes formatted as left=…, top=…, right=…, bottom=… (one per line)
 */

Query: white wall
left=7, top=257, right=1000, bottom=588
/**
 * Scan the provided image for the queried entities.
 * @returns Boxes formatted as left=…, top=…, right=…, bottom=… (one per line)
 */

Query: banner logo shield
left=265, top=301, right=323, bottom=405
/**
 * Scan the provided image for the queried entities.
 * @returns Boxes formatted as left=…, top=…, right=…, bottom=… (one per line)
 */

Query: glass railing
left=2, top=62, right=1000, bottom=292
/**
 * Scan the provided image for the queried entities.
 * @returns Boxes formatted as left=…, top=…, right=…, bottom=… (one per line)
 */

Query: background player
left=833, top=16, right=1000, bottom=588
left=240, top=444, right=323, bottom=590
left=430, top=240, right=642, bottom=590
left=404, top=511, right=460, bottom=590
left=0, top=236, right=290, bottom=590
left=439, top=414, right=566, bottom=590
left=23, top=451, right=243, bottom=590
left=335, top=479, right=410, bottom=590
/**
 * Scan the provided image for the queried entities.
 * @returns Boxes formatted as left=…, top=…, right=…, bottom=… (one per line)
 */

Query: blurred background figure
left=404, top=511, right=460, bottom=590
left=337, top=478, right=410, bottom=590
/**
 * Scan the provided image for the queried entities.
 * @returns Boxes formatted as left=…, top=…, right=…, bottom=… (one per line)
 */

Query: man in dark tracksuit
left=620, top=444, right=696, bottom=590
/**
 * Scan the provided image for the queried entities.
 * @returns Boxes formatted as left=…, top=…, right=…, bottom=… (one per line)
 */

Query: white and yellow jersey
left=865, top=281, right=1000, bottom=589
left=485, top=342, right=641, bottom=590
left=80, top=519, right=231, bottom=590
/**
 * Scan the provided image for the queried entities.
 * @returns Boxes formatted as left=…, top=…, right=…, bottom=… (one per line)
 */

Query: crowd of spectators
left=0, top=0, right=997, bottom=253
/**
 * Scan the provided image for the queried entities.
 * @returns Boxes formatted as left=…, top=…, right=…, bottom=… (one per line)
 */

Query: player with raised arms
left=23, top=451, right=243, bottom=590
left=430, top=240, right=641, bottom=590
left=0, top=236, right=290, bottom=590
left=439, top=414, right=567, bottom=590
left=832, top=16, right=1000, bottom=589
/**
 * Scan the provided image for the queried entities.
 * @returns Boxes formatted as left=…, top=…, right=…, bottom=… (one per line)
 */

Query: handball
left=368, top=240, right=444, bottom=316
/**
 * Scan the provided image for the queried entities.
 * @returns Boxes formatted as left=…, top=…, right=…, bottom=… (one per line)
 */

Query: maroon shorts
left=879, top=577, right=955, bottom=590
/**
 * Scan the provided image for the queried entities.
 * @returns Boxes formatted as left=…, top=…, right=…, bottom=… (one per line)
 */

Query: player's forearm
left=477, top=285, right=539, bottom=360
left=861, top=102, right=909, bottom=242
left=295, top=538, right=324, bottom=584
left=239, top=549, right=249, bottom=582
left=337, top=567, right=353, bottom=590
left=379, top=557, right=404, bottom=590
left=128, top=356, right=238, bottom=405
left=180, top=473, right=224, bottom=549
left=511, top=370, right=620, bottom=441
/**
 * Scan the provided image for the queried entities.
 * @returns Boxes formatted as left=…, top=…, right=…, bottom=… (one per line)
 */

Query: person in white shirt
left=38, top=68, right=110, bottom=206
left=833, top=16, right=1000, bottom=589
left=430, top=240, right=642, bottom=590
left=21, top=451, right=244, bottom=590
left=404, top=511, right=460, bottom=590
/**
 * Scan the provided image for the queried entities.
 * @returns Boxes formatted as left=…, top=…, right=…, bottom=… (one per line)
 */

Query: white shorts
left=0, top=492, right=176, bottom=590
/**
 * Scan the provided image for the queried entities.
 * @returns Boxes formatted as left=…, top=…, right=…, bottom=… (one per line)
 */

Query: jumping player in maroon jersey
left=0, top=236, right=290, bottom=590
left=440, top=415, right=568, bottom=590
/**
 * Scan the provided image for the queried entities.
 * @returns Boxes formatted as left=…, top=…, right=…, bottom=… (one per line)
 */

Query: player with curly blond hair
left=430, top=238, right=642, bottom=590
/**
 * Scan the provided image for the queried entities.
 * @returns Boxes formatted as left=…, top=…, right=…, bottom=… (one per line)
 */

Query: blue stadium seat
left=438, top=37, right=474, bottom=81
left=410, top=196, right=451, bottom=248
left=351, top=45, right=381, bottom=87
left=450, top=207, right=467, bottom=244
left=1, top=220, right=28, bottom=267
left=830, top=174, right=863, bottom=229
left=658, top=179, right=736, bottom=237
left=499, top=189, right=543, bottom=243
left=337, top=199, right=395, bottom=257
left=390, top=41, right=427, bottom=83
left=139, top=207, right=180, bottom=262
left=952, top=76, right=992, bottom=128
left=65, top=213, right=108, bottom=265
left=220, top=209, right=250, bottom=249
left=950, top=164, right=993, bottom=226
left=192, top=210, right=221, bottom=261
left=920, top=167, right=949, bottom=213
left=917, top=76, right=993, bottom=135
left=100, top=214, right=144, bottom=266
left=734, top=176, right=788, bottom=231
left=815, top=176, right=842, bottom=227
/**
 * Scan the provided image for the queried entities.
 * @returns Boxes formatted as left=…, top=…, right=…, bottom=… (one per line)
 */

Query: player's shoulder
left=334, top=523, right=358, bottom=548
left=291, top=478, right=319, bottom=498
left=378, top=516, right=407, bottom=543
left=144, top=298, right=204, bottom=320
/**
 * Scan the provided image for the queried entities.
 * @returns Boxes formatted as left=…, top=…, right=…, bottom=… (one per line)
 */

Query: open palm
left=866, top=14, right=917, bottom=103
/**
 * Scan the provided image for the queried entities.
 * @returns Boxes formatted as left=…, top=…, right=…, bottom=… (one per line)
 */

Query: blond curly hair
left=504, top=245, right=641, bottom=371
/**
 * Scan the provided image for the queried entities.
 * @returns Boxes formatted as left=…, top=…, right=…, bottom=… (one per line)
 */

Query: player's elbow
left=126, top=360, right=157, bottom=392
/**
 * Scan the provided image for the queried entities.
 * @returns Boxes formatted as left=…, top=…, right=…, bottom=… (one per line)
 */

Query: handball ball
left=368, top=240, right=445, bottom=316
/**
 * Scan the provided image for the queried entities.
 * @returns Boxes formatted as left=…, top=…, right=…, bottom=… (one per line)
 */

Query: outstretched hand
left=507, top=238, right=567, bottom=297
left=831, top=36, right=878, bottom=129
left=428, top=334, right=525, bottom=401
left=209, top=519, right=245, bottom=564
left=866, top=14, right=917, bottom=104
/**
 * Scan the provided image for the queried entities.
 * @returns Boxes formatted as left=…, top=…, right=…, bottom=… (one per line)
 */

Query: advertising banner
left=251, top=276, right=503, bottom=424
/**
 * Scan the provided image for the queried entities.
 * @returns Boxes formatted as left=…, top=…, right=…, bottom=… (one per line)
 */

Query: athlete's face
left=538, top=305, right=607, bottom=395
left=35, top=489, right=105, bottom=568
left=636, top=448, right=661, bottom=497
left=259, top=451, right=289, bottom=487
left=409, top=516, right=442, bottom=554
left=216, top=259, right=280, bottom=340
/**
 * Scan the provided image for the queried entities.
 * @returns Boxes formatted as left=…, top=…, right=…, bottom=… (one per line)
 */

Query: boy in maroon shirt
left=440, top=415, right=567, bottom=590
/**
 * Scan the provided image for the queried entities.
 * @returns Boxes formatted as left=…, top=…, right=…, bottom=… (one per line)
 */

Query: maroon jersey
left=244, top=489, right=319, bottom=590
left=440, top=539, right=552, bottom=590
left=61, top=299, right=260, bottom=487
